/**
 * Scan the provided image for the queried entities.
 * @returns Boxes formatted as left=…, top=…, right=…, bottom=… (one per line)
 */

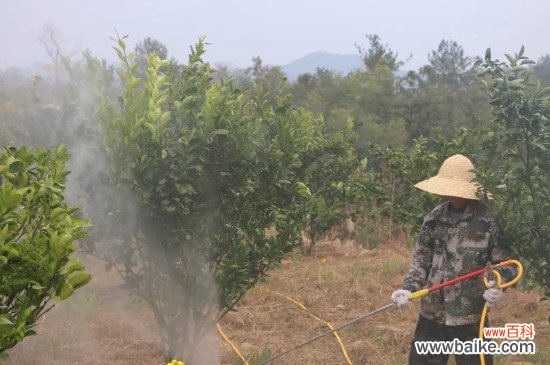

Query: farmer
left=391, top=154, right=515, bottom=365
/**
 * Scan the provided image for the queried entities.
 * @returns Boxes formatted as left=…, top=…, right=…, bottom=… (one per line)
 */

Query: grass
left=233, top=347, right=271, bottom=365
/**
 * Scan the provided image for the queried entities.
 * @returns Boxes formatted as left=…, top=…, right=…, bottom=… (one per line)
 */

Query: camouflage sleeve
left=403, top=221, right=434, bottom=292
left=488, top=221, right=518, bottom=284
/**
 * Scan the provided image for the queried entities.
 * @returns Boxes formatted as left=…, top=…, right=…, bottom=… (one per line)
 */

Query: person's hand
left=483, top=280, right=503, bottom=307
left=391, top=289, right=411, bottom=308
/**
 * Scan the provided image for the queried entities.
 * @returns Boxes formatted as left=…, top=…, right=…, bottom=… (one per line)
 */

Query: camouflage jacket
left=403, top=201, right=516, bottom=326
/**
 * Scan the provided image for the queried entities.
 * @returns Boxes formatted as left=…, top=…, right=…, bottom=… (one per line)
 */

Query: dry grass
left=4, top=236, right=549, bottom=364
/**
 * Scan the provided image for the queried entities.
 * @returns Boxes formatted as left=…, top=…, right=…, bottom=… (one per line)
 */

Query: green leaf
left=177, top=184, right=196, bottom=194
left=509, top=66, right=525, bottom=73
left=59, top=282, right=74, bottom=300
left=539, top=87, right=550, bottom=97
left=9, top=160, right=24, bottom=173
left=63, top=259, right=85, bottom=275
left=7, top=277, right=29, bottom=287
left=509, top=79, right=526, bottom=89
left=504, top=54, right=515, bottom=65
left=296, top=182, right=312, bottom=198
left=145, top=122, right=156, bottom=134
left=51, top=207, right=66, bottom=219
left=59, top=233, right=73, bottom=246
left=31, top=281, right=44, bottom=290
left=518, top=45, right=524, bottom=58
left=0, top=316, right=14, bottom=336
left=67, top=272, right=92, bottom=289
left=16, top=306, right=35, bottom=325
left=212, top=129, right=229, bottom=135
left=117, top=38, right=126, bottom=50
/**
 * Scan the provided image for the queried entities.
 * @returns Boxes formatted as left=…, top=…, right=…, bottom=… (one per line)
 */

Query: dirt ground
left=4, top=255, right=166, bottom=365
left=4, top=236, right=549, bottom=365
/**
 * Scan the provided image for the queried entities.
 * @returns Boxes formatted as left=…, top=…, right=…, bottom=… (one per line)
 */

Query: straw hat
left=414, top=154, right=486, bottom=200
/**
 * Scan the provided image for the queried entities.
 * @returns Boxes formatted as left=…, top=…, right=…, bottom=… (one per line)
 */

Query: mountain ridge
left=281, top=51, right=363, bottom=80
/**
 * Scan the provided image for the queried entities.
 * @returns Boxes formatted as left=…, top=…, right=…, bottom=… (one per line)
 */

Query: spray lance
left=259, top=259, right=523, bottom=365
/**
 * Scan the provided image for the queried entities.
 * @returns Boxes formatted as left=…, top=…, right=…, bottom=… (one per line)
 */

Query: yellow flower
left=167, top=361, right=185, bottom=365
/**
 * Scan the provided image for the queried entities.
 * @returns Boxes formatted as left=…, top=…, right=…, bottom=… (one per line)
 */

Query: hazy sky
left=1, top=0, right=547, bottom=71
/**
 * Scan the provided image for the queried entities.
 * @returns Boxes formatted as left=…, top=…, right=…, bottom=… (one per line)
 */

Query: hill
left=282, top=51, right=363, bottom=80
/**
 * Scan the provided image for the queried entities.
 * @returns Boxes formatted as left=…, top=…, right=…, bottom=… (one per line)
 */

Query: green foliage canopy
left=475, top=47, right=550, bottom=299
left=0, top=146, right=91, bottom=353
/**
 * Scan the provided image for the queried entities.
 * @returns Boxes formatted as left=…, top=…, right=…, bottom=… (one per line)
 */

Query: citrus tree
left=297, top=120, right=363, bottom=254
left=475, top=48, right=550, bottom=301
left=0, top=145, right=91, bottom=353
left=100, top=35, right=358, bottom=361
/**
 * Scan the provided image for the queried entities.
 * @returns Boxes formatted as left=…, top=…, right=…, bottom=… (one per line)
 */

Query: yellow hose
left=479, top=259, right=524, bottom=365
left=217, top=323, right=250, bottom=365
left=263, top=289, right=354, bottom=365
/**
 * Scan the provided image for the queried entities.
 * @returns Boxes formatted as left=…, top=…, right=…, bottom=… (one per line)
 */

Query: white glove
left=391, top=289, right=411, bottom=308
left=483, top=280, right=503, bottom=307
